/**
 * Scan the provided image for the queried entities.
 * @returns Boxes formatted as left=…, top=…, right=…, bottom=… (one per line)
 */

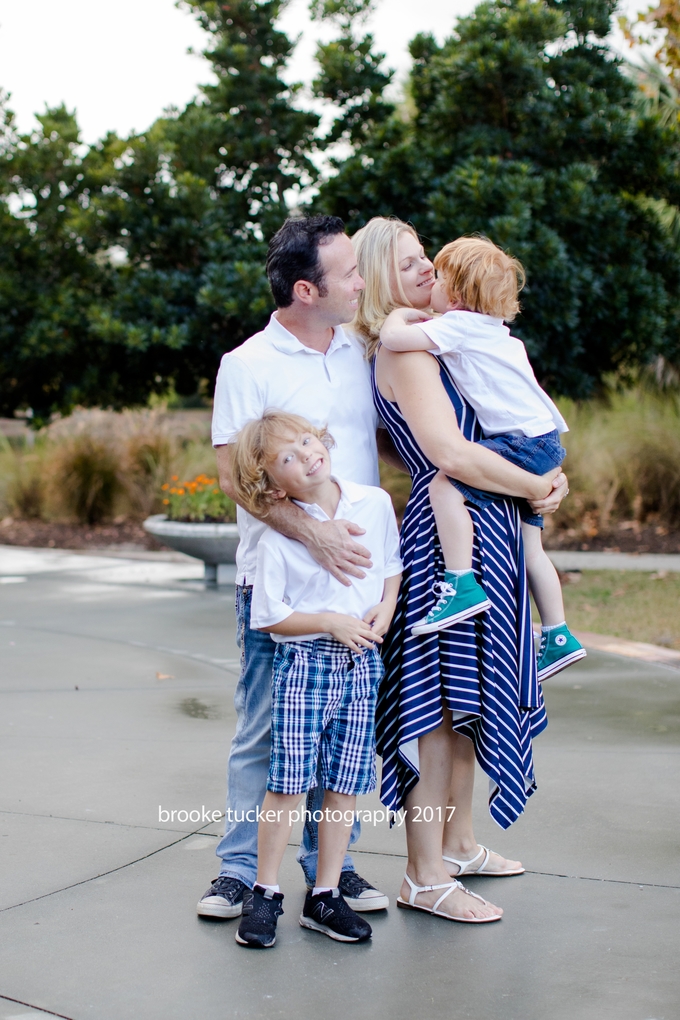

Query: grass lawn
left=532, top=570, right=680, bottom=650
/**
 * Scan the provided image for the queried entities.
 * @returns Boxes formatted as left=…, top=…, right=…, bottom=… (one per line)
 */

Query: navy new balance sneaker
left=235, top=885, right=284, bottom=948
left=299, top=888, right=372, bottom=942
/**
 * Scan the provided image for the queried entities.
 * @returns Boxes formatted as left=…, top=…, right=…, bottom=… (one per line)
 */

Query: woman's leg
left=316, top=791, right=357, bottom=888
left=428, top=470, right=474, bottom=570
left=441, top=732, right=523, bottom=876
left=400, top=709, right=502, bottom=919
left=522, top=522, right=565, bottom=626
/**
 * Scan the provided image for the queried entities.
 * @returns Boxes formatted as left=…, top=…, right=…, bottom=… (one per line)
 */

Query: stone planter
left=143, top=514, right=239, bottom=585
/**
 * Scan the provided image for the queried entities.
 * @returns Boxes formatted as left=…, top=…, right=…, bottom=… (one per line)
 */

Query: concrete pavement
left=1, top=546, right=678, bottom=1020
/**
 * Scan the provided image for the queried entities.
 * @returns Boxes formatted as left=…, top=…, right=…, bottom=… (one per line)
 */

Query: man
left=197, top=215, right=390, bottom=920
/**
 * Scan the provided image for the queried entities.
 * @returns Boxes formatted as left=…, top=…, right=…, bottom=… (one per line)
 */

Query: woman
left=351, top=217, right=567, bottom=922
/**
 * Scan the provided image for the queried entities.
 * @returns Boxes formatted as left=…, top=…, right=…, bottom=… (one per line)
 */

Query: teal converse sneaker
left=411, top=570, right=491, bottom=637
left=537, top=624, right=587, bottom=681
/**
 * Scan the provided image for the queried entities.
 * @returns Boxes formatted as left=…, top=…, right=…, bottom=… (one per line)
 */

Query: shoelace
left=212, top=876, right=244, bottom=899
left=339, top=873, right=372, bottom=897
left=426, top=580, right=457, bottom=619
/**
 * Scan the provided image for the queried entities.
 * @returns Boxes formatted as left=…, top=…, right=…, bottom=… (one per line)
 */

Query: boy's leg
left=521, top=523, right=564, bottom=625
left=316, top=792, right=357, bottom=888
left=256, top=791, right=303, bottom=886
left=297, top=768, right=360, bottom=886
left=429, top=470, right=473, bottom=570
left=198, top=586, right=273, bottom=918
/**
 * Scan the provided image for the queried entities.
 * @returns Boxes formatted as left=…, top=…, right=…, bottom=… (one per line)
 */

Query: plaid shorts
left=267, top=638, right=383, bottom=797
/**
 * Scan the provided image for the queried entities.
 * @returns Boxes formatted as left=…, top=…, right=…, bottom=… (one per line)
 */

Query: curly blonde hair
left=230, top=410, right=335, bottom=516
left=351, top=217, right=420, bottom=359
left=434, top=236, right=526, bottom=321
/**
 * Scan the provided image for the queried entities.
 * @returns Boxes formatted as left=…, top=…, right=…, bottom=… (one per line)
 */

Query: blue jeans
left=215, top=585, right=360, bottom=887
left=451, top=429, right=566, bottom=528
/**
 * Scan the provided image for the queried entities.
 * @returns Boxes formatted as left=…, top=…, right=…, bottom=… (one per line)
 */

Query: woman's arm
left=378, top=349, right=564, bottom=501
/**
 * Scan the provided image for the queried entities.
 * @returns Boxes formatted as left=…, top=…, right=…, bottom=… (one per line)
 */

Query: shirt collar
left=264, top=312, right=352, bottom=356
left=446, top=310, right=504, bottom=328
left=292, top=477, right=364, bottom=521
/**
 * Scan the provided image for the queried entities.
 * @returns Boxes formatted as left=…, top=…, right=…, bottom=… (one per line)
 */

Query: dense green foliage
left=315, top=0, right=680, bottom=398
left=1, top=0, right=680, bottom=420
left=0, top=1, right=317, bottom=424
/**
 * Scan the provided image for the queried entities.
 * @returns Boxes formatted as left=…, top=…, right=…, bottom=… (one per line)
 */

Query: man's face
left=315, top=233, right=365, bottom=325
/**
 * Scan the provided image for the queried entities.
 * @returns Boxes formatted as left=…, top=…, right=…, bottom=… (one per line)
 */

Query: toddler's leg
left=411, top=472, right=490, bottom=636
left=521, top=522, right=564, bottom=626
left=256, top=790, right=304, bottom=887
left=316, top=791, right=357, bottom=889
left=429, top=470, right=473, bottom=570
left=522, top=522, right=587, bottom=681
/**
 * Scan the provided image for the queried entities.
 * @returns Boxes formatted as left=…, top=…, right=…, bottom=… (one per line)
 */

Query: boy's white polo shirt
left=212, top=313, right=379, bottom=586
left=250, top=478, right=402, bottom=642
left=418, top=311, right=568, bottom=438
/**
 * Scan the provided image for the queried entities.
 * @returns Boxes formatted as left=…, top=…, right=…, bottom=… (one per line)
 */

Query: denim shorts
left=268, top=638, right=382, bottom=797
left=451, top=429, right=566, bottom=528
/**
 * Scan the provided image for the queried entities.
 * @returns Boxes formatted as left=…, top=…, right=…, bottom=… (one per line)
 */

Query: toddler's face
left=430, top=277, right=454, bottom=314
left=267, top=431, right=331, bottom=501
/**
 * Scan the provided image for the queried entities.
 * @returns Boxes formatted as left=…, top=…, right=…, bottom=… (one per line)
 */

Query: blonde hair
left=351, top=217, right=420, bottom=359
left=230, top=409, right=335, bottom=516
left=434, top=236, right=525, bottom=321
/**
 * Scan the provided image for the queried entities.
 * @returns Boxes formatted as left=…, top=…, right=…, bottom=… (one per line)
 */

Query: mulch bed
left=0, top=518, right=167, bottom=552
left=1, top=517, right=679, bottom=556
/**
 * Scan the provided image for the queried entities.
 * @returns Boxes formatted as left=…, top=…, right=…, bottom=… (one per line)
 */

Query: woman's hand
left=527, top=469, right=569, bottom=515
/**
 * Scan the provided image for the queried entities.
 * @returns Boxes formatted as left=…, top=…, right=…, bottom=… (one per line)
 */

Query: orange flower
left=161, top=483, right=169, bottom=491
left=171, top=474, right=179, bottom=481
left=162, top=498, right=170, bottom=505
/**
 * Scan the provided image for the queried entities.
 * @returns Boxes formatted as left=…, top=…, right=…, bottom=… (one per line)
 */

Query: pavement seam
left=0, top=993, right=75, bottom=1019
left=0, top=807, right=217, bottom=835
left=0, top=620, right=240, bottom=674
left=0, top=824, right=215, bottom=914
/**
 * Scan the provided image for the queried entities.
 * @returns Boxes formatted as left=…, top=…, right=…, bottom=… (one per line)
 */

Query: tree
left=0, top=1, right=318, bottom=422
left=315, top=0, right=680, bottom=398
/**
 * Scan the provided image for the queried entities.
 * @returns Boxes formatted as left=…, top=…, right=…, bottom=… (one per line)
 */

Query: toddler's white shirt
left=418, top=311, right=568, bottom=438
left=251, top=478, right=403, bottom=642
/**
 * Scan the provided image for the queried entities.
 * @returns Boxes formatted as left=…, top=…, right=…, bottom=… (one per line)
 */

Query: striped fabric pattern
left=373, top=360, right=547, bottom=829
left=268, top=638, right=382, bottom=797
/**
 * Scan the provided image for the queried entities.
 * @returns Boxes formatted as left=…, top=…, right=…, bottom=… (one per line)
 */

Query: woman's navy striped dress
left=374, top=359, right=547, bottom=829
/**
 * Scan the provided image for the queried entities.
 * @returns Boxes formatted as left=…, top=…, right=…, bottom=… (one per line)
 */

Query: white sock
left=312, top=886, right=334, bottom=896
left=541, top=621, right=566, bottom=633
left=445, top=568, right=473, bottom=577
left=258, top=883, right=280, bottom=893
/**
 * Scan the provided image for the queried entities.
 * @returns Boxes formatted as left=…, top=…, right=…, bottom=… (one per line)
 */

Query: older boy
left=228, top=410, right=401, bottom=946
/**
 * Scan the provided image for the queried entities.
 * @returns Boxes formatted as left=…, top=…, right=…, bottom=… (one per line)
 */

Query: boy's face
left=430, top=276, right=455, bottom=314
left=267, top=431, right=332, bottom=502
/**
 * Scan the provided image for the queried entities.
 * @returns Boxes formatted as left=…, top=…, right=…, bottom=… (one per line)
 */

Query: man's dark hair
left=266, top=215, right=345, bottom=308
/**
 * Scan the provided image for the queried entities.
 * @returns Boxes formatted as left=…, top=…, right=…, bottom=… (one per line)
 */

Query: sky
left=0, top=0, right=651, bottom=145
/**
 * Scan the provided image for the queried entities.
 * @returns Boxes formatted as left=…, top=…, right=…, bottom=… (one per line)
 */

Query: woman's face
left=395, top=231, right=435, bottom=310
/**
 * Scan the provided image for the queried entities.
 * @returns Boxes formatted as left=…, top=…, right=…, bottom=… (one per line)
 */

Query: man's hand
left=527, top=470, right=568, bottom=515
left=304, top=519, right=373, bottom=586
left=324, top=612, right=383, bottom=653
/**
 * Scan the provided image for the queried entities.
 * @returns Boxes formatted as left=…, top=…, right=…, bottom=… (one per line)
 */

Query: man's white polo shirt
left=250, top=478, right=402, bottom=641
left=212, top=312, right=379, bottom=586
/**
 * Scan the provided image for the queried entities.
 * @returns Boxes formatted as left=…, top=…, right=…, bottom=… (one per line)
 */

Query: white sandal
left=396, top=873, right=502, bottom=923
left=443, top=844, right=525, bottom=877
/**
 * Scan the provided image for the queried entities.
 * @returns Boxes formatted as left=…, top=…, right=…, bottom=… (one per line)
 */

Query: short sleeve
left=418, top=315, right=465, bottom=356
left=250, top=538, right=294, bottom=631
left=381, top=495, right=403, bottom=578
left=212, top=353, right=263, bottom=447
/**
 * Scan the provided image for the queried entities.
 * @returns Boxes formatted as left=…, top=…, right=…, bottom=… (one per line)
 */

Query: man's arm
left=215, top=444, right=373, bottom=586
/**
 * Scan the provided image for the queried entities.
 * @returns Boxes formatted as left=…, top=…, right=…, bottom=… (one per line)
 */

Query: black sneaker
left=235, top=885, right=284, bottom=948
left=338, top=871, right=389, bottom=912
left=299, top=889, right=372, bottom=942
left=196, top=876, right=247, bottom=919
